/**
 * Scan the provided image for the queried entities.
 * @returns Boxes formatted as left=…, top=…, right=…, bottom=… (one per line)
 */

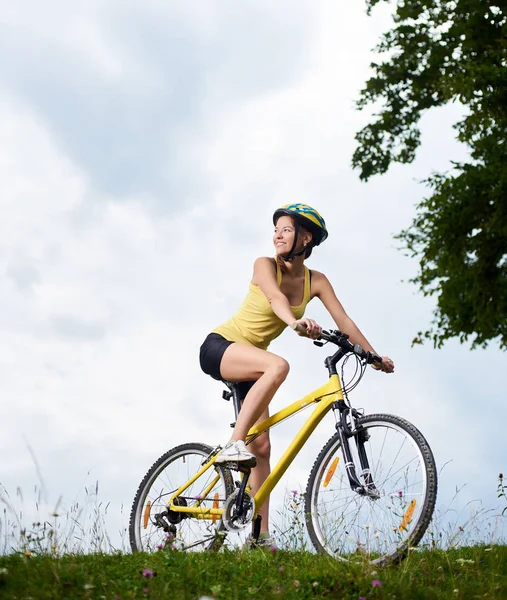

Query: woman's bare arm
left=312, top=270, right=394, bottom=372
left=252, top=258, right=298, bottom=326
left=252, top=258, right=321, bottom=337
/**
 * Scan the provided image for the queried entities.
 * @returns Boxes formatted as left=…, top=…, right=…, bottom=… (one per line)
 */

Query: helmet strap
left=281, top=247, right=307, bottom=262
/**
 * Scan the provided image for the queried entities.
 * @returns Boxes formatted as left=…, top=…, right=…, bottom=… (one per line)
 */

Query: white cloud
left=0, top=0, right=505, bottom=553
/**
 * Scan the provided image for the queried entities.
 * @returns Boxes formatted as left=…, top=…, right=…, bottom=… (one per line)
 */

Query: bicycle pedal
left=224, top=458, right=257, bottom=471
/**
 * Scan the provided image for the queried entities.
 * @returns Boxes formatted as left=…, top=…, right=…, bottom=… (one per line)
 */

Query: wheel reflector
left=399, top=499, right=416, bottom=532
left=143, top=501, right=151, bottom=529
left=324, top=457, right=339, bottom=487
left=212, top=493, right=219, bottom=522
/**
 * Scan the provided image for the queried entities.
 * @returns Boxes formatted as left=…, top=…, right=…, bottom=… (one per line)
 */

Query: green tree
left=353, top=0, right=507, bottom=349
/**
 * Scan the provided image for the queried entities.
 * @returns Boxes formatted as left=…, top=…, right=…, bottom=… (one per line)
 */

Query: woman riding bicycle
left=199, top=203, right=395, bottom=546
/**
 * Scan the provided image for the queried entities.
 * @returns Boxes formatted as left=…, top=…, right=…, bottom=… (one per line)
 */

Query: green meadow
left=1, top=545, right=506, bottom=599
left=1, top=476, right=505, bottom=599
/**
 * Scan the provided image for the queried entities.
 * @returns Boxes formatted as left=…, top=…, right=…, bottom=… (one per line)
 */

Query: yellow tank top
left=213, top=261, right=311, bottom=350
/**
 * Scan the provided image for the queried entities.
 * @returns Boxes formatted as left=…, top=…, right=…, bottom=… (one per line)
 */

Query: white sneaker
left=245, top=533, right=277, bottom=550
left=215, top=440, right=256, bottom=465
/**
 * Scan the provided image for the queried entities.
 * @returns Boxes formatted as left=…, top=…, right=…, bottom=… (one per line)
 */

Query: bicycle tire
left=129, top=442, right=234, bottom=553
left=305, top=414, right=437, bottom=566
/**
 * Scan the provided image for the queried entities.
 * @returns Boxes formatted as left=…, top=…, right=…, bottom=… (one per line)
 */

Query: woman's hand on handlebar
left=372, top=356, right=395, bottom=374
left=291, top=318, right=322, bottom=340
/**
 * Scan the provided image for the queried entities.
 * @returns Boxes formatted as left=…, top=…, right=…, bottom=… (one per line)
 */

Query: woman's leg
left=248, top=409, right=271, bottom=534
left=219, top=344, right=286, bottom=536
left=219, top=343, right=289, bottom=441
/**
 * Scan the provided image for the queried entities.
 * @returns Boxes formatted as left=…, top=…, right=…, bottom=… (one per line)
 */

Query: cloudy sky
left=1, top=0, right=505, bottom=552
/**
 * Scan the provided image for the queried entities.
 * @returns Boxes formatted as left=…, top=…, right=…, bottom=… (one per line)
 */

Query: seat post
left=223, top=382, right=244, bottom=427
left=231, top=385, right=242, bottom=421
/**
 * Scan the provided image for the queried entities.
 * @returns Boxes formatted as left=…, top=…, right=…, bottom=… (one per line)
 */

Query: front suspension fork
left=334, top=403, right=379, bottom=497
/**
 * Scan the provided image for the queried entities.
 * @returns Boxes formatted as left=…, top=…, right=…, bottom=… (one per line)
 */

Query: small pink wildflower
left=372, top=579, right=383, bottom=587
left=271, top=545, right=278, bottom=553
left=279, top=567, right=284, bottom=573
left=143, top=588, right=148, bottom=594
left=142, top=569, right=156, bottom=579
left=291, top=490, right=298, bottom=496
left=156, top=544, right=164, bottom=550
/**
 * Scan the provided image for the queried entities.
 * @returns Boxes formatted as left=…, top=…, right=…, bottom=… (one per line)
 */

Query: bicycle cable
left=340, top=354, right=366, bottom=398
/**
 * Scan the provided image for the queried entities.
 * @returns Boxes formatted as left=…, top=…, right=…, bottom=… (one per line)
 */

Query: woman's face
left=273, top=216, right=311, bottom=256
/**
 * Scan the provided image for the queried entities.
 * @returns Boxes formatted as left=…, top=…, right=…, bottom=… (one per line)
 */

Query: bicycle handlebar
left=320, top=330, right=383, bottom=366
left=294, top=323, right=383, bottom=366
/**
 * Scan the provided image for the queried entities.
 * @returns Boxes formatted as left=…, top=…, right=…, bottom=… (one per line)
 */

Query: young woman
left=199, top=203, right=395, bottom=546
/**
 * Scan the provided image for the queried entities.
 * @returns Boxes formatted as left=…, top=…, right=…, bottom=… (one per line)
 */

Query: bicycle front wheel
left=129, top=443, right=234, bottom=553
left=305, top=414, right=437, bottom=566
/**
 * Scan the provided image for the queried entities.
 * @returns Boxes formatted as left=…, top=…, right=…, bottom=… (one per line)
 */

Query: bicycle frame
left=168, top=373, right=345, bottom=519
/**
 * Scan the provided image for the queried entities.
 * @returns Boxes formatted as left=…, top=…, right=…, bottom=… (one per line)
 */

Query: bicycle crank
left=221, top=490, right=256, bottom=532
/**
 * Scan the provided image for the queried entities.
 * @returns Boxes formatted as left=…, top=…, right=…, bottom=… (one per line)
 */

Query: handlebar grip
left=292, top=322, right=308, bottom=335
left=369, top=352, right=383, bottom=365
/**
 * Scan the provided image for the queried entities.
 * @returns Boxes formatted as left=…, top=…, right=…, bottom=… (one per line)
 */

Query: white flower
left=456, top=558, right=474, bottom=565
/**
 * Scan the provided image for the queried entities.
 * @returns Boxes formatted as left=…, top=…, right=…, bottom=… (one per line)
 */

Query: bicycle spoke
left=306, top=415, right=437, bottom=566
left=130, top=443, right=234, bottom=553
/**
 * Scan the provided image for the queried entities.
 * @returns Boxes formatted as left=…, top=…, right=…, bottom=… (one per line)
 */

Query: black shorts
left=199, top=333, right=256, bottom=400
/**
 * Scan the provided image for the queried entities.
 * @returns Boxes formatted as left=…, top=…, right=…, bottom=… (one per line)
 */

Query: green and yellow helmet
left=273, top=203, right=328, bottom=247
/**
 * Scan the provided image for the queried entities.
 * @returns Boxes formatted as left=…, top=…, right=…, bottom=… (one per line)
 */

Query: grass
left=1, top=476, right=505, bottom=599
left=0, top=545, right=506, bottom=599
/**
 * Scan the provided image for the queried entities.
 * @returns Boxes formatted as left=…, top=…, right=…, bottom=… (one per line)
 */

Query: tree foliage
left=353, top=0, right=507, bottom=349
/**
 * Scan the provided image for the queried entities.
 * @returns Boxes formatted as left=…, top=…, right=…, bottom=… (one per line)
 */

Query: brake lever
left=315, top=330, right=331, bottom=347
left=353, top=343, right=366, bottom=358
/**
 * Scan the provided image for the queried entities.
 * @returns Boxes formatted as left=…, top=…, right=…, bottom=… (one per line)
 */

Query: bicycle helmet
left=273, top=203, right=328, bottom=261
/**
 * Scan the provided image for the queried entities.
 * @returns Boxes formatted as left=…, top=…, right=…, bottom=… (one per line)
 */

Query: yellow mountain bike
left=129, top=330, right=437, bottom=566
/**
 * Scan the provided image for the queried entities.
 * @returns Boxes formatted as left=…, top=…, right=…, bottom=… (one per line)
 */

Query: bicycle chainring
left=221, top=490, right=256, bottom=532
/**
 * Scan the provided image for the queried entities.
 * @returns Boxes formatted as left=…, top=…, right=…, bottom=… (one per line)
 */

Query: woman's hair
left=275, top=217, right=313, bottom=272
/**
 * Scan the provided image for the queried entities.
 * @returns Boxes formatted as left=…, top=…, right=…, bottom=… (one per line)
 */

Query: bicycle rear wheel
left=305, top=414, right=437, bottom=566
left=129, top=443, right=234, bottom=552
